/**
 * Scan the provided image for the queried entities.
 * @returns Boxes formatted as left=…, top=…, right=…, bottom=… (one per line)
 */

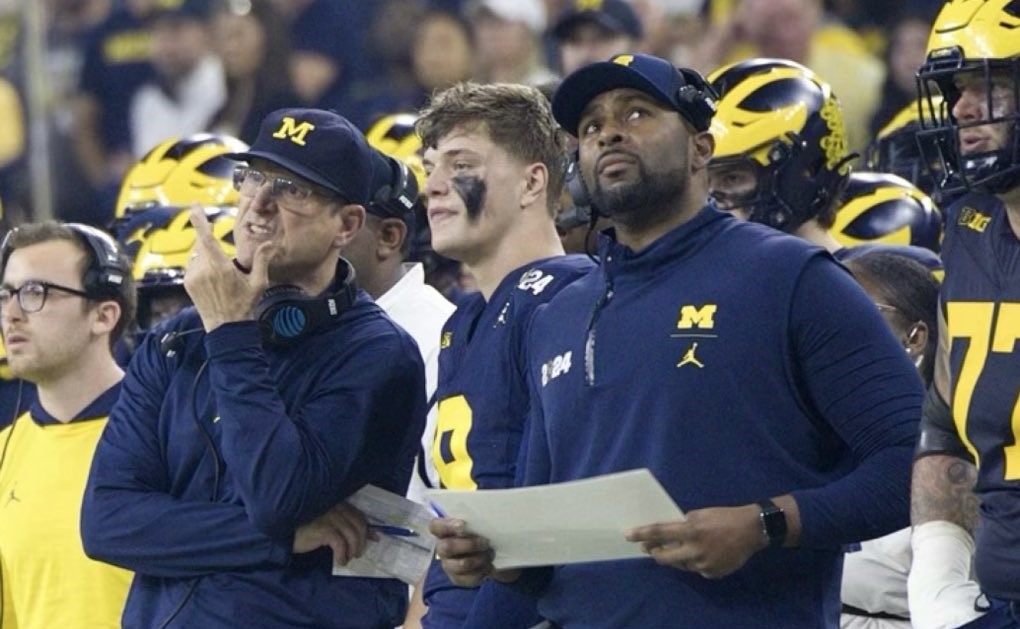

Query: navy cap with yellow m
left=552, top=53, right=718, bottom=137
left=227, top=108, right=377, bottom=206
left=551, top=0, right=644, bottom=40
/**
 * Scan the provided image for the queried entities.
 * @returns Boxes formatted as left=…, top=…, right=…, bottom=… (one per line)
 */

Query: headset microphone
left=160, top=328, right=204, bottom=357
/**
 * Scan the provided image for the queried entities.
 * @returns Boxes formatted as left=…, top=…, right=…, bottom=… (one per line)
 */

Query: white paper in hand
left=331, top=485, right=437, bottom=585
left=425, top=469, right=683, bottom=569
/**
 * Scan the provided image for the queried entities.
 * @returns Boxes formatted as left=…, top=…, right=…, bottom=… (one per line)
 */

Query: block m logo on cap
left=612, top=54, right=634, bottom=67
left=272, top=116, right=316, bottom=146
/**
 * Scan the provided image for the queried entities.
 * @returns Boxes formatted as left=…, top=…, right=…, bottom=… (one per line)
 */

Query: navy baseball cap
left=151, top=0, right=212, bottom=21
left=227, top=108, right=376, bottom=206
left=552, top=53, right=716, bottom=137
left=552, top=0, right=643, bottom=40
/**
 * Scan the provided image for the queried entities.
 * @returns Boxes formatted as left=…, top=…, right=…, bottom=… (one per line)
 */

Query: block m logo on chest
left=676, top=304, right=717, bottom=329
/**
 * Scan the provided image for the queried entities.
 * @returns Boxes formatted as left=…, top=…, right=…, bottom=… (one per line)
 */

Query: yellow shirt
left=0, top=405, right=131, bottom=629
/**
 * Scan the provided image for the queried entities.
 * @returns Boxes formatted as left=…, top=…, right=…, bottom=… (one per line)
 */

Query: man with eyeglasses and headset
left=0, top=221, right=137, bottom=629
left=80, top=108, right=427, bottom=629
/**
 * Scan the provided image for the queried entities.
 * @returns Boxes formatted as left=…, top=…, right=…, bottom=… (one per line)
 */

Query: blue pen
left=370, top=524, right=419, bottom=537
left=428, top=501, right=447, bottom=518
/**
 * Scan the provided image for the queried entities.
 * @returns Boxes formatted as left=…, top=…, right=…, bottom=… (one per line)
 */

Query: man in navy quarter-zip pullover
left=430, top=54, right=923, bottom=629
left=80, top=108, right=426, bottom=629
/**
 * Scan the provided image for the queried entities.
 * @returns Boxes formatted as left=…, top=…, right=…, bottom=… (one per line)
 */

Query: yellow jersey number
left=432, top=395, right=478, bottom=490
left=948, top=302, right=1020, bottom=479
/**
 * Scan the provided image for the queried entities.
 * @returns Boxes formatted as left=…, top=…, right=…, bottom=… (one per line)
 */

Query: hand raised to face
left=184, top=205, right=275, bottom=332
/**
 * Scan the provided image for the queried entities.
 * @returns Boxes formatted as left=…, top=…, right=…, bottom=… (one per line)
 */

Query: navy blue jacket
left=520, top=207, right=922, bottom=629
left=81, top=294, right=425, bottom=629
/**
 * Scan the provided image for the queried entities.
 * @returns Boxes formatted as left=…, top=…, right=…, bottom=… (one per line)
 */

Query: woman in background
left=840, top=251, right=947, bottom=629
left=211, top=0, right=298, bottom=144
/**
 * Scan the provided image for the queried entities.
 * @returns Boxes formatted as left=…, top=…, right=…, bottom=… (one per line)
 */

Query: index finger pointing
left=189, top=205, right=229, bottom=261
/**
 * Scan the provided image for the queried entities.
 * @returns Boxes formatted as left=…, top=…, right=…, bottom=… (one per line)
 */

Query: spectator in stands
left=45, top=0, right=114, bottom=225
left=210, top=0, right=298, bottom=144
left=695, top=0, right=884, bottom=154
left=868, top=8, right=936, bottom=137
left=333, top=0, right=426, bottom=131
left=129, top=0, right=226, bottom=157
left=470, top=0, right=556, bottom=86
left=413, top=9, right=475, bottom=97
left=550, top=0, right=643, bottom=75
left=280, top=0, right=364, bottom=109
left=72, top=0, right=156, bottom=219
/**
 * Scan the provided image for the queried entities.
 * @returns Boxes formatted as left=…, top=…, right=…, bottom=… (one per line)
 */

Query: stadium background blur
left=0, top=0, right=942, bottom=226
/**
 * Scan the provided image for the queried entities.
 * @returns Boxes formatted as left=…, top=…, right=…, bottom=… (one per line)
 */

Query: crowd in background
left=1, top=0, right=1018, bottom=628
left=0, top=0, right=942, bottom=232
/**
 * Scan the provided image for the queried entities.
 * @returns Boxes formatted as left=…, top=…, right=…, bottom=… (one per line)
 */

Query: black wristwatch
left=757, top=499, right=787, bottom=548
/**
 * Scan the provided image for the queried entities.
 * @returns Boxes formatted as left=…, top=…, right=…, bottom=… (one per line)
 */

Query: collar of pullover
left=596, top=204, right=728, bottom=277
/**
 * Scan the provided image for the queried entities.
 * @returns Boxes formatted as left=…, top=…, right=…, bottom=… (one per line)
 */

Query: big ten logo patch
left=958, top=207, right=991, bottom=233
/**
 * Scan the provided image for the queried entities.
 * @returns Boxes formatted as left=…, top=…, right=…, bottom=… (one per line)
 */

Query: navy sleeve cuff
left=267, top=533, right=293, bottom=567
left=204, top=321, right=262, bottom=356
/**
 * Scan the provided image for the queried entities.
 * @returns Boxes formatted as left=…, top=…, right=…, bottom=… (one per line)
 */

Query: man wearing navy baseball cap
left=551, top=52, right=717, bottom=137
left=430, top=55, right=922, bottom=629
left=551, top=0, right=644, bottom=74
left=81, top=107, right=427, bottom=629
left=230, top=107, right=376, bottom=206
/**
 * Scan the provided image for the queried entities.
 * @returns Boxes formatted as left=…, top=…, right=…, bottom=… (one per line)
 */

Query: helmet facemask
left=865, top=99, right=946, bottom=197
left=917, top=49, right=1020, bottom=195
left=708, top=59, right=853, bottom=233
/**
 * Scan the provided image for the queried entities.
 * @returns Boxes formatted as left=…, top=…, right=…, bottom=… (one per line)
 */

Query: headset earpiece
left=565, top=150, right=592, bottom=210
left=68, top=223, right=130, bottom=298
left=676, top=69, right=719, bottom=133
left=673, top=68, right=722, bottom=131
left=370, top=155, right=419, bottom=220
left=0, top=223, right=128, bottom=299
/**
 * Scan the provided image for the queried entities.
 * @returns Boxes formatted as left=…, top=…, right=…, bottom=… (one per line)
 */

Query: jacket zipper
left=584, top=270, right=614, bottom=386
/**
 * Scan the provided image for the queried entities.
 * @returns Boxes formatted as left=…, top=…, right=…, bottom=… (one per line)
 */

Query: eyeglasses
left=0, top=280, right=91, bottom=313
left=233, top=166, right=330, bottom=206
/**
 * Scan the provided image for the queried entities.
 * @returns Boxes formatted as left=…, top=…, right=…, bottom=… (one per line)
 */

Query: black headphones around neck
left=253, top=257, right=358, bottom=347
left=0, top=222, right=128, bottom=299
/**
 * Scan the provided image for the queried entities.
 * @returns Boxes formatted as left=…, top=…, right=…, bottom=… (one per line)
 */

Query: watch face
left=759, top=500, right=787, bottom=547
